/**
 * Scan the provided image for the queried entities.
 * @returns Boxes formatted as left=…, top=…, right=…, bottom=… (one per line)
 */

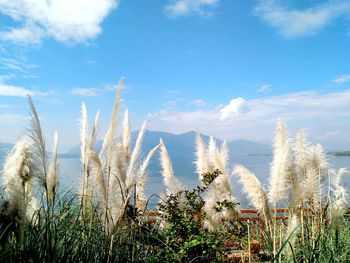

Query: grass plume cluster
left=0, top=81, right=350, bottom=262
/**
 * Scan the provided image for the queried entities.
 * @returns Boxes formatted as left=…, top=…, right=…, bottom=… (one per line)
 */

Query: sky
left=1, top=0, right=350, bottom=151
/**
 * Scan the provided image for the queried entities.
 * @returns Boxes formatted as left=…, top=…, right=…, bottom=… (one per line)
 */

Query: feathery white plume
left=90, top=111, right=100, bottom=151
left=136, top=144, right=161, bottom=210
left=208, top=136, right=219, bottom=171
left=28, top=96, right=47, bottom=188
left=80, top=102, right=90, bottom=211
left=47, top=132, right=59, bottom=203
left=3, top=139, right=38, bottom=222
left=80, top=102, right=89, bottom=172
left=159, top=139, right=183, bottom=194
left=100, top=77, right=123, bottom=158
left=233, top=165, right=271, bottom=222
left=310, top=144, right=327, bottom=171
left=204, top=137, right=237, bottom=231
left=294, top=128, right=310, bottom=177
left=219, top=140, right=229, bottom=171
left=208, top=137, right=232, bottom=194
left=122, top=109, right=131, bottom=162
left=269, top=119, right=290, bottom=205
left=89, top=151, right=107, bottom=205
left=334, top=168, right=349, bottom=209
left=194, top=131, right=209, bottom=181
left=99, top=78, right=123, bottom=214
left=126, top=120, right=147, bottom=189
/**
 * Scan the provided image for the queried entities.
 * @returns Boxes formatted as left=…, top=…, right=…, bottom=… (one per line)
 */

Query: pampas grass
left=80, top=102, right=90, bottom=214
left=28, top=96, right=48, bottom=190
left=2, top=89, right=350, bottom=262
left=294, top=129, right=310, bottom=177
left=122, top=109, right=131, bottom=161
left=207, top=137, right=233, bottom=197
left=99, top=78, right=124, bottom=219
left=269, top=119, right=290, bottom=206
left=125, top=120, right=147, bottom=190
left=75, top=81, right=161, bottom=226
left=159, top=139, right=183, bottom=194
left=47, top=132, right=59, bottom=204
left=303, top=144, right=327, bottom=207
left=233, top=165, right=271, bottom=225
left=194, top=134, right=238, bottom=231
left=89, top=151, right=107, bottom=207
left=2, top=139, right=37, bottom=222
left=90, top=111, right=101, bottom=151
left=136, top=144, right=161, bottom=211
left=332, top=168, right=349, bottom=209
left=100, top=78, right=123, bottom=166
left=194, top=131, right=209, bottom=181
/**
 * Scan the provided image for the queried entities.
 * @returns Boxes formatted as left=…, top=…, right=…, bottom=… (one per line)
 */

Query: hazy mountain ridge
left=65, top=130, right=272, bottom=156
left=62, top=130, right=271, bottom=180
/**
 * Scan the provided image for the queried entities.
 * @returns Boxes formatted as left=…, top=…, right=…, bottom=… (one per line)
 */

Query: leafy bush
left=153, top=169, right=237, bottom=262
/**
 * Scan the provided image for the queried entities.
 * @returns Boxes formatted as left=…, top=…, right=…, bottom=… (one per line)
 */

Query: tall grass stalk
left=194, top=131, right=209, bottom=182
left=47, top=132, right=59, bottom=204
left=159, top=139, right=183, bottom=194
left=136, top=143, right=161, bottom=211
left=233, top=165, right=272, bottom=238
left=80, top=102, right=90, bottom=216
left=125, top=120, right=147, bottom=190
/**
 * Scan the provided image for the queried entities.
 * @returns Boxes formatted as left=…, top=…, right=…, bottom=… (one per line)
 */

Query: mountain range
left=65, top=130, right=272, bottom=156
left=0, top=131, right=271, bottom=191
left=63, top=130, right=272, bottom=181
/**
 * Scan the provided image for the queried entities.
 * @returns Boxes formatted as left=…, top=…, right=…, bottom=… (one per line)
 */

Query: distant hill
left=0, top=131, right=271, bottom=184
left=329, top=151, right=350, bottom=156
left=64, top=130, right=271, bottom=180
left=65, top=130, right=271, bottom=156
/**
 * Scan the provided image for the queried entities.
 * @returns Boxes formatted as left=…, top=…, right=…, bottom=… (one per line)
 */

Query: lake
left=57, top=154, right=350, bottom=208
left=1, top=153, right=349, bottom=208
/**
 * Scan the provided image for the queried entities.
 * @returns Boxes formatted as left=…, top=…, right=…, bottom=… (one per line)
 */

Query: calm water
left=1, top=154, right=349, bottom=207
left=58, top=154, right=350, bottom=207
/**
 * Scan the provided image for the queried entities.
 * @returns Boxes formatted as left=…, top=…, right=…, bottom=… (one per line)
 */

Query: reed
left=159, top=139, right=183, bottom=194
left=47, top=132, right=59, bottom=204
left=195, top=135, right=238, bottom=231
left=194, top=130, right=209, bottom=181
left=136, top=143, right=161, bottom=211
left=233, top=165, right=272, bottom=237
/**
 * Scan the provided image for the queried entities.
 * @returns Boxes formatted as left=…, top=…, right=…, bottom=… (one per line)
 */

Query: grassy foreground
left=1, top=183, right=350, bottom=262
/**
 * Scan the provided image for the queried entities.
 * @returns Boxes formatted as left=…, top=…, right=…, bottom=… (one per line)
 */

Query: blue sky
left=1, top=0, right=350, bottom=151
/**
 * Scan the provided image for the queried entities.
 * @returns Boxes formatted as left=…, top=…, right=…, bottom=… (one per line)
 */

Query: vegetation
left=1, top=78, right=350, bottom=262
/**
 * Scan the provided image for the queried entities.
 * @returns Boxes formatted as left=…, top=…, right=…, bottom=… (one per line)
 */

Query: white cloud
left=324, top=130, right=340, bottom=137
left=0, top=113, right=26, bottom=122
left=71, top=88, right=99, bottom=97
left=0, top=74, right=16, bottom=82
left=0, top=23, right=45, bottom=46
left=0, top=0, right=118, bottom=45
left=71, top=83, right=118, bottom=97
left=165, top=0, right=218, bottom=17
left=332, top=74, right=350, bottom=84
left=220, top=97, right=247, bottom=120
left=0, top=57, right=37, bottom=73
left=0, top=82, right=46, bottom=97
left=257, top=84, right=271, bottom=93
left=255, top=0, right=350, bottom=38
left=148, top=89, right=350, bottom=145
left=189, top=99, right=207, bottom=107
